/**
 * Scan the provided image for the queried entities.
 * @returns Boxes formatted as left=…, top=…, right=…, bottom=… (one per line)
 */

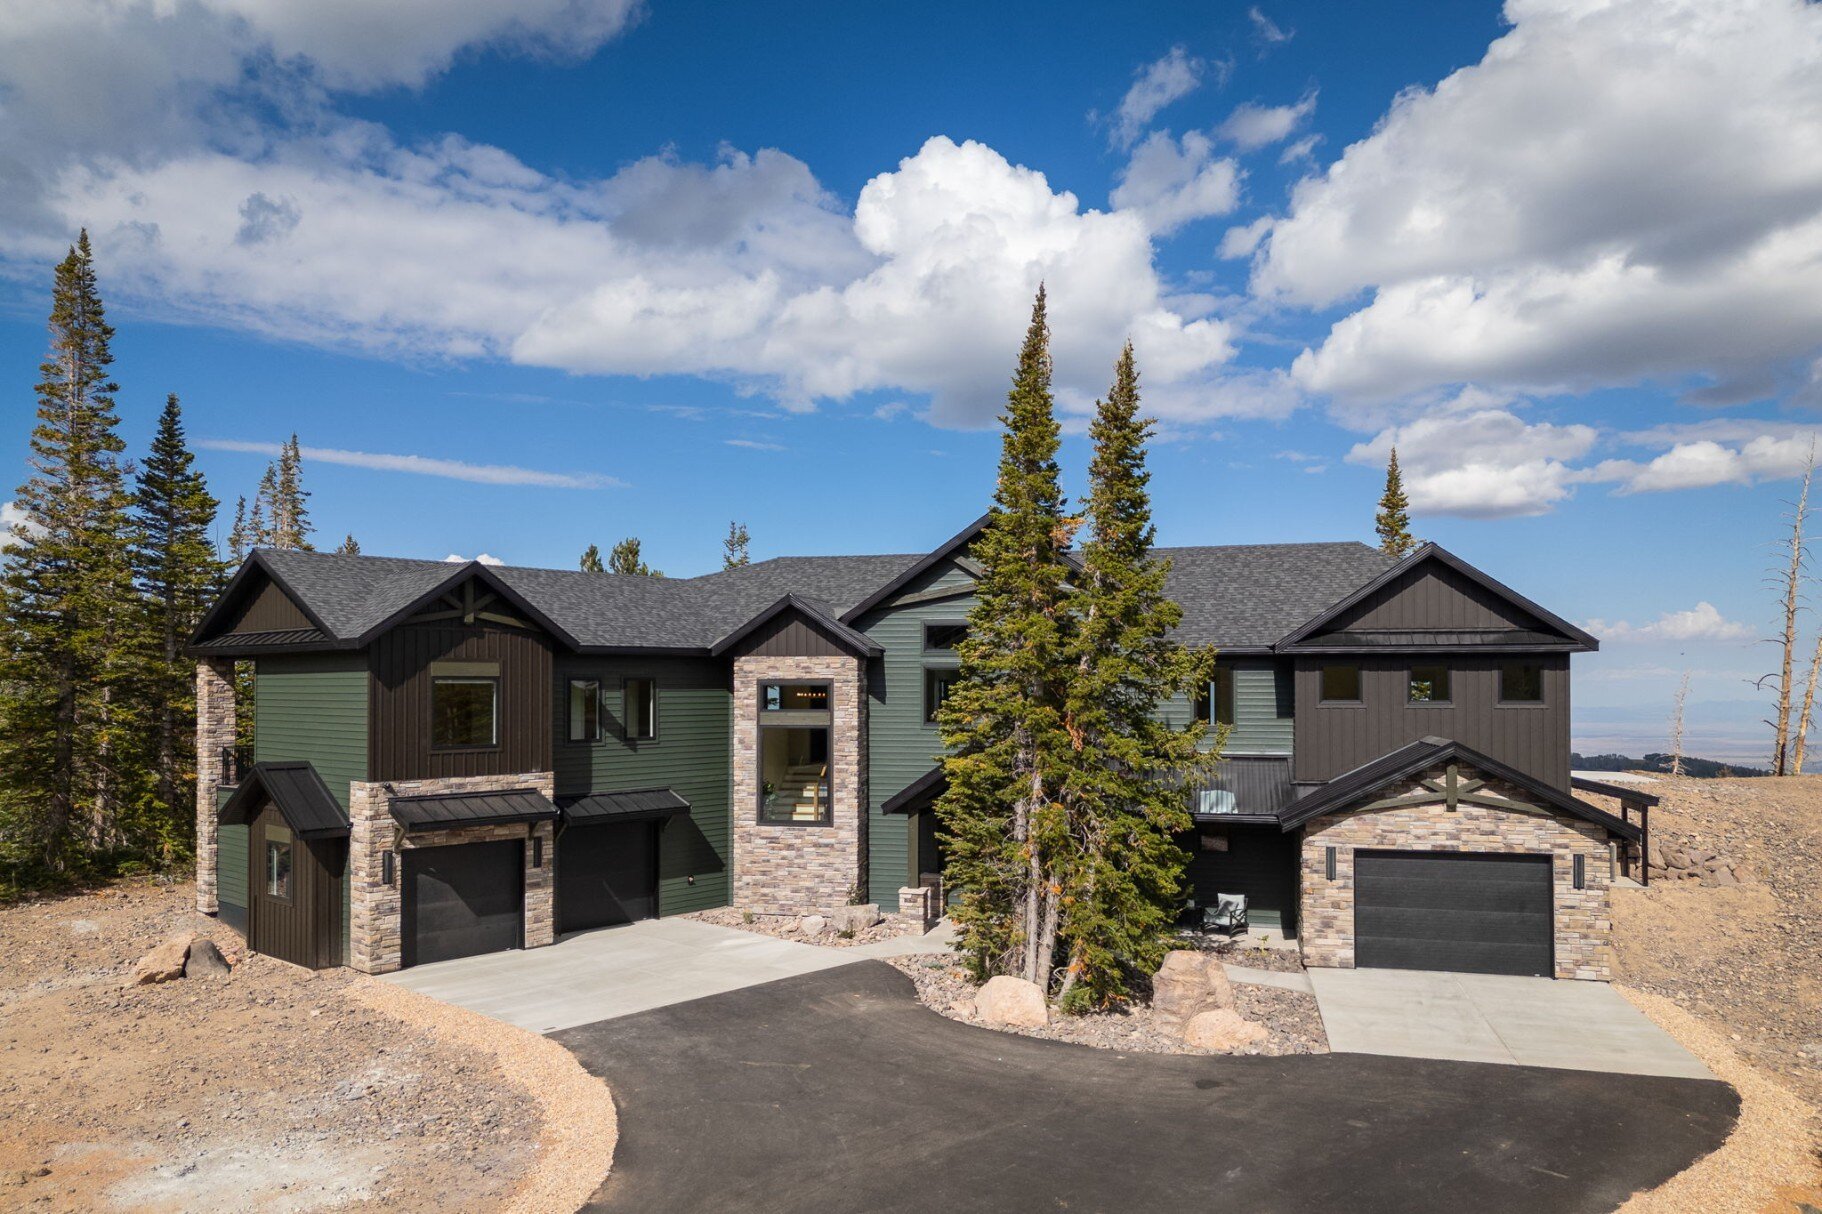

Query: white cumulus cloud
left=1215, top=93, right=1317, bottom=151
left=1346, top=399, right=1599, bottom=517
left=1109, top=46, right=1207, bottom=149
left=1584, top=602, right=1757, bottom=644
left=1109, top=131, right=1243, bottom=235
left=444, top=553, right=505, bottom=566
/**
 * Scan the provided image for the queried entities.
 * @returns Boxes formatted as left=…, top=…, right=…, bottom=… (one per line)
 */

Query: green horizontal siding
left=218, top=823, right=248, bottom=910
left=554, top=656, right=732, bottom=916
left=254, top=654, right=369, bottom=808
left=859, top=558, right=976, bottom=906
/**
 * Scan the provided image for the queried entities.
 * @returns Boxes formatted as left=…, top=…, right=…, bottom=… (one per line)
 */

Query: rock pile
left=126, top=932, right=234, bottom=986
left=1150, top=949, right=1269, bottom=1052
left=1649, top=840, right=1750, bottom=886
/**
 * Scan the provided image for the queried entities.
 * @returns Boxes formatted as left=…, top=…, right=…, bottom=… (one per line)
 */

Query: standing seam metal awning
left=388, top=788, right=561, bottom=832
left=560, top=787, right=692, bottom=826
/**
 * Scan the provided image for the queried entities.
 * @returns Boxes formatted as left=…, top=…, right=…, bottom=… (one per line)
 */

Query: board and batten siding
left=369, top=621, right=555, bottom=782
left=226, top=575, right=314, bottom=634
left=858, top=558, right=975, bottom=906
left=1293, top=654, right=1570, bottom=790
left=254, top=653, right=369, bottom=808
left=553, top=655, right=733, bottom=916
left=1326, top=561, right=1542, bottom=632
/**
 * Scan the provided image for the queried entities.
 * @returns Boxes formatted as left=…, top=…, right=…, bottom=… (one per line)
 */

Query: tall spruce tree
left=722, top=520, right=751, bottom=569
left=935, top=286, right=1077, bottom=987
left=227, top=495, right=252, bottom=562
left=609, top=536, right=661, bottom=576
left=269, top=434, right=312, bottom=550
left=334, top=534, right=360, bottom=556
left=1057, top=343, right=1218, bottom=1005
left=0, top=231, right=140, bottom=887
left=579, top=543, right=605, bottom=573
left=131, top=394, right=221, bottom=862
left=1375, top=446, right=1417, bottom=557
left=250, top=464, right=275, bottom=547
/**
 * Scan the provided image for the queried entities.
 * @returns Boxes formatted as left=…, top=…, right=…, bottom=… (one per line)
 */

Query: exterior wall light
left=1325, top=846, right=1337, bottom=881
left=532, top=836, right=544, bottom=869
left=1573, top=853, right=1585, bottom=890
left=381, top=850, right=395, bottom=887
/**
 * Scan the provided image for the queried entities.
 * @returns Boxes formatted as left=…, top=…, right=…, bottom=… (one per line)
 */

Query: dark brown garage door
left=558, top=821, right=658, bottom=933
left=403, top=840, right=523, bottom=967
left=1354, top=850, right=1553, bottom=977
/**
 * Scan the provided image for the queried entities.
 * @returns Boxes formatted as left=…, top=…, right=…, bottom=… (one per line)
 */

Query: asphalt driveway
left=556, top=962, right=1737, bottom=1214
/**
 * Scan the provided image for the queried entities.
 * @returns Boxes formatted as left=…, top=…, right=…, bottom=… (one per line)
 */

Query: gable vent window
left=624, top=677, right=658, bottom=741
left=1408, top=664, right=1451, bottom=704
left=1501, top=661, right=1545, bottom=704
left=1319, top=663, right=1362, bottom=703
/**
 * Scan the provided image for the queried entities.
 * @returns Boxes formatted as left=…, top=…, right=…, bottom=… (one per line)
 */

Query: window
left=924, top=668, right=958, bottom=723
left=924, top=621, right=968, bottom=652
left=1320, top=663, right=1362, bottom=703
left=264, top=826, right=292, bottom=900
left=1501, top=661, right=1545, bottom=703
left=1195, top=665, right=1236, bottom=726
left=568, top=679, right=600, bottom=742
left=757, top=680, right=832, bottom=825
left=1408, top=664, right=1451, bottom=704
left=431, top=676, right=497, bottom=748
left=624, top=677, right=657, bottom=740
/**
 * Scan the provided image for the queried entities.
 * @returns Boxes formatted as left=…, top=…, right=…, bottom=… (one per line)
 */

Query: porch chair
left=1202, top=892, right=1248, bottom=939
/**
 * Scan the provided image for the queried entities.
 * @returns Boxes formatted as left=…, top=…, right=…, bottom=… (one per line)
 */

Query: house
left=188, top=515, right=1649, bottom=981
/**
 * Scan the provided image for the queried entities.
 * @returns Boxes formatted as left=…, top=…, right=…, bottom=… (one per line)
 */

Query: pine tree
left=335, top=534, right=360, bottom=556
left=227, top=496, right=252, bottom=563
left=269, top=434, right=312, bottom=550
left=1056, top=343, right=1218, bottom=1005
left=250, top=465, right=274, bottom=548
left=130, top=394, right=222, bottom=864
left=0, top=231, right=141, bottom=888
left=1375, top=446, right=1417, bottom=557
left=935, top=285, right=1077, bottom=988
left=722, top=520, right=751, bottom=569
left=579, top=543, right=604, bottom=573
left=609, top=536, right=661, bottom=577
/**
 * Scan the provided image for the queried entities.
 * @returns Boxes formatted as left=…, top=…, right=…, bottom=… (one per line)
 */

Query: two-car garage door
left=1354, top=850, right=1554, bottom=977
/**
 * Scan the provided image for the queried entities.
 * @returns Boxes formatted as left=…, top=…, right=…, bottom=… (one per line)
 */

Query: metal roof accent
left=1190, top=756, right=1296, bottom=819
left=1570, top=775, right=1662, bottom=806
left=388, top=787, right=560, bottom=832
left=190, top=627, right=330, bottom=653
left=881, top=765, right=947, bottom=815
left=217, top=762, right=351, bottom=838
left=1285, top=628, right=1577, bottom=651
left=560, top=787, right=692, bottom=825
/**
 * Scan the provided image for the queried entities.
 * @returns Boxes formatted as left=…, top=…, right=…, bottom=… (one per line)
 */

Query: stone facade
left=194, top=658, right=237, bottom=915
left=1298, top=763, right=1615, bottom=980
left=347, top=771, right=557, bottom=975
left=897, top=885, right=936, bottom=931
left=731, top=655, right=868, bottom=914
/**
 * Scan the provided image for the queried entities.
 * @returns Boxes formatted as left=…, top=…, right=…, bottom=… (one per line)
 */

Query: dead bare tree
left=1669, top=671, right=1691, bottom=778
left=1798, top=632, right=1822, bottom=775
left=1766, top=445, right=1816, bottom=776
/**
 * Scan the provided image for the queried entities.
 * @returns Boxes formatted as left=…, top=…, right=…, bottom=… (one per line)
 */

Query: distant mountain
left=1571, top=752, right=1768, bottom=779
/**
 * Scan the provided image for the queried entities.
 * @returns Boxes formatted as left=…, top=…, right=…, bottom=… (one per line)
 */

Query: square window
left=264, top=829, right=292, bottom=900
left=924, top=621, right=968, bottom=652
left=1501, top=661, right=1545, bottom=703
left=568, top=679, right=600, bottom=742
left=431, top=677, right=497, bottom=748
left=1408, top=664, right=1451, bottom=703
left=1320, top=663, right=1362, bottom=703
left=624, top=677, right=657, bottom=740
left=924, top=668, right=959, bottom=723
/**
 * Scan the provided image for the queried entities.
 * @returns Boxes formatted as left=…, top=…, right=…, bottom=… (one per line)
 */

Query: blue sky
left=3, top=0, right=1819, bottom=763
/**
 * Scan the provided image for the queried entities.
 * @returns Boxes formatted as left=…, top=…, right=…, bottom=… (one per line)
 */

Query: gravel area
left=1178, top=933, right=1308, bottom=973
left=884, top=954, right=1328, bottom=1056
left=685, top=906, right=921, bottom=948
left=0, top=879, right=591, bottom=1212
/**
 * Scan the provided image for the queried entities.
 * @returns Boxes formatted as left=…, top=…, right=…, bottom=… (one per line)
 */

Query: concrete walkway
left=381, top=917, right=860, bottom=1033
left=1308, top=968, right=1711, bottom=1079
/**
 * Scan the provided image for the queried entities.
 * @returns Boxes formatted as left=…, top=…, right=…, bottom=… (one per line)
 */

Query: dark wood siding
left=732, top=609, right=852, bottom=658
left=370, top=622, right=554, bottom=781
left=1326, top=563, right=1543, bottom=633
left=227, top=576, right=314, bottom=634
left=246, top=800, right=343, bottom=969
left=1293, top=655, right=1570, bottom=790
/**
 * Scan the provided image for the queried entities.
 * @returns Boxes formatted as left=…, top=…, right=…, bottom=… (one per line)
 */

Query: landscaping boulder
left=799, top=914, right=828, bottom=936
left=185, top=937, right=232, bottom=977
left=128, top=932, right=197, bottom=986
left=1182, top=1008, right=1269, bottom=1052
left=974, top=976, right=1048, bottom=1028
left=1151, top=950, right=1234, bottom=1030
left=834, top=904, right=881, bottom=934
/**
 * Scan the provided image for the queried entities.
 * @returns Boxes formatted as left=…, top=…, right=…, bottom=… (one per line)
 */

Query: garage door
left=558, top=821, right=658, bottom=933
left=403, top=840, right=523, bottom=967
left=1354, top=851, right=1553, bottom=977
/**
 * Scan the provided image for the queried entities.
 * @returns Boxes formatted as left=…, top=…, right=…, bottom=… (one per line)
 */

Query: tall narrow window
left=1194, top=666, right=1236, bottom=725
left=758, top=681, right=832, bottom=825
left=924, top=668, right=958, bottom=723
left=1501, top=661, right=1545, bottom=704
left=1319, top=663, right=1362, bottom=703
left=1408, top=664, right=1451, bottom=704
left=624, top=677, right=657, bottom=741
left=431, top=676, right=497, bottom=748
left=568, top=679, right=600, bottom=742
left=265, top=825, right=293, bottom=900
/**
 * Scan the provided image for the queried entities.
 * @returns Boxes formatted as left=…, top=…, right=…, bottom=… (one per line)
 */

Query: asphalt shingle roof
left=1157, top=542, right=1396, bottom=649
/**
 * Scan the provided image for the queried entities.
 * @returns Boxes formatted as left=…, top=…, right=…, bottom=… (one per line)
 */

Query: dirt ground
left=0, top=880, right=545, bottom=1212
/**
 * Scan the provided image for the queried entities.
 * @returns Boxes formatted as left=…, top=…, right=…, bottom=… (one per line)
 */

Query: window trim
left=1498, top=660, right=1548, bottom=707
left=567, top=678, right=601, bottom=744
left=922, top=620, right=968, bottom=654
left=1318, top=662, right=1364, bottom=705
left=756, top=678, right=835, bottom=828
left=1406, top=663, right=1452, bottom=706
left=623, top=676, right=659, bottom=743
left=429, top=674, right=500, bottom=752
left=923, top=665, right=959, bottom=724
left=263, top=825, right=294, bottom=904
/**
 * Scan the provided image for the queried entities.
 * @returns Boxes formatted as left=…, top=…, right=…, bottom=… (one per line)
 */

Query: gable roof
left=708, top=593, right=883, bottom=658
left=1275, top=543, right=1598, bottom=652
left=217, top=762, right=350, bottom=838
left=1158, top=542, right=1396, bottom=650
left=838, top=514, right=989, bottom=624
left=1278, top=736, right=1638, bottom=840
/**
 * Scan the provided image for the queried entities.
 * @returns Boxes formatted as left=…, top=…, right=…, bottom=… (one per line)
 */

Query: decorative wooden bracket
left=1357, top=764, right=1538, bottom=816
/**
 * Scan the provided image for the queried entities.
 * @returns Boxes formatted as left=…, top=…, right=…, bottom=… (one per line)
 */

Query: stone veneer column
left=193, top=657, right=236, bottom=915
left=731, top=655, right=868, bottom=915
left=1297, top=763, right=1616, bottom=981
left=348, top=770, right=557, bottom=975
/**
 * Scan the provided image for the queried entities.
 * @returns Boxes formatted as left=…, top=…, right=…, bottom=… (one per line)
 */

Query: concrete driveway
left=558, top=963, right=1737, bottom=1214
left=1308, top=968, right=1711, bottom=1078
left=381, top=918, right=860, bottom=1033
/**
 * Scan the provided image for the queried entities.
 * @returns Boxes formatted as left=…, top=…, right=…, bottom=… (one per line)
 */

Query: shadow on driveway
left=556, top=962, right=1736, bottom=1214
